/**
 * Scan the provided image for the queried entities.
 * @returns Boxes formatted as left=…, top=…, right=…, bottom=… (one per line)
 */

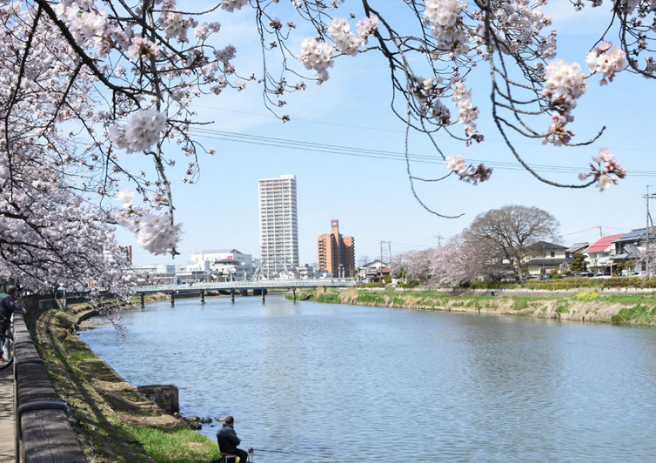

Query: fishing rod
left=249, top=448, right=332, bottom=459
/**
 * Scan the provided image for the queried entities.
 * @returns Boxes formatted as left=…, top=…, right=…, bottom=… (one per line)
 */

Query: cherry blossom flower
left=586, top=41, right=627, bottom=85
left=578, top=148, right=626, bottom=191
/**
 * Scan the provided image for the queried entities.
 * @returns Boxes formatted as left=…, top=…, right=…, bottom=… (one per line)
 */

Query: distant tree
left=357, top=255, right=371, bottom=267
left=462, top=205, right=560, bottom=280
left=625, top=260, right=636, bottom=273
left=391, top=234, right=476, bottom=288
left=570, top=253, right=588, bottom=273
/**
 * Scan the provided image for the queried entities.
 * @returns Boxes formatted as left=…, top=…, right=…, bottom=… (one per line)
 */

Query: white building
left=132, top=264, right=177, bottom=285
left=258, top=174, right=299, bottom=274
left=190, top=249, right=253, bottom=280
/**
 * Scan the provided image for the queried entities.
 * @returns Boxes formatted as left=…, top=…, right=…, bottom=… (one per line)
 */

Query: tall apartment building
left=317, top=220, right=355, bottom=278
left=258, top=174, right=299, bottom=274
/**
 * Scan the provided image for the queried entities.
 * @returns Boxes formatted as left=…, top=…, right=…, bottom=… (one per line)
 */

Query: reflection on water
left=80, top=295, right=656, bottom=462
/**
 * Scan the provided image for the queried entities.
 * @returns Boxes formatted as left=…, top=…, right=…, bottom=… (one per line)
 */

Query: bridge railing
left=133, top=279, right=356, bottom=292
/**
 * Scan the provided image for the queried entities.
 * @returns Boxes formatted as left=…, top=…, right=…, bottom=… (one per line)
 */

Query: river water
left=79, top=294, right=656, bottom=462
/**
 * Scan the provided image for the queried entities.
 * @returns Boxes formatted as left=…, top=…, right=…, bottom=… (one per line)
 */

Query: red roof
left=586, top=234, right=626, bottom=253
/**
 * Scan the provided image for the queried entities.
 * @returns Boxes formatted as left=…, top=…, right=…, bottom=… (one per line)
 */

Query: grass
left=611, top=304, right=656, bottom=325
left=28, top=304, right=224, bottom=463
left=127, top=426, right=222, bottom=463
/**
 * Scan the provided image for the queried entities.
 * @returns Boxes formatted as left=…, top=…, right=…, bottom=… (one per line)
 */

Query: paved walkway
left=0, top=366, right=14, bottom=462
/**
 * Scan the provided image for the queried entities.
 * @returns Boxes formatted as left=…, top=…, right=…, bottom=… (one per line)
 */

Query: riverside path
left=0, top=366, right=14, bottom=462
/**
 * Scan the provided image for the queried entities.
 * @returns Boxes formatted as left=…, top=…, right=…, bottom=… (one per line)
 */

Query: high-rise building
left=258, top=174, right=299, bottom=274
left=317, top=220, right=355, bottom=278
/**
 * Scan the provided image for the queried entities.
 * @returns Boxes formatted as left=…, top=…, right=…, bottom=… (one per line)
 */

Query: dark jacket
left=0, top=293, right=24, bottom=322
left=217, top=423, right=241, bottom=453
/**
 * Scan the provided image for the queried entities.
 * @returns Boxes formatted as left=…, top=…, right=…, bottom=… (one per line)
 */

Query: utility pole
left=644, top=186, right=656, bottom=277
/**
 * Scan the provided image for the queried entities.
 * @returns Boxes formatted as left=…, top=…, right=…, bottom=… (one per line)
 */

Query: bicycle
left=0, top=316, right=13, bottom=371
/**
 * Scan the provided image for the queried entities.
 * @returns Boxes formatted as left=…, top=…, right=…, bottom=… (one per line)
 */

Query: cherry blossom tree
left=391, top=235, right=476, bottom=287
left=462, top=205, right=560, bottom=280
left=0, top=0, right=653, bottom=291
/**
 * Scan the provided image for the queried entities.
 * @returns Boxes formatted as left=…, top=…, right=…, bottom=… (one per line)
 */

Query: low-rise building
left=524, top=241, right=571, bottom=276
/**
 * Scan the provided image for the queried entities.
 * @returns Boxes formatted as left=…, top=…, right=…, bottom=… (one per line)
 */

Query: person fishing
left=0, top=286, right=26, bottom=363
left=217, top=416, right=249, bottom=463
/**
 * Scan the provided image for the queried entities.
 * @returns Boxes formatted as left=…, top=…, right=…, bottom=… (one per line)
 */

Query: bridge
left=132, top=279, right=357, bottom=305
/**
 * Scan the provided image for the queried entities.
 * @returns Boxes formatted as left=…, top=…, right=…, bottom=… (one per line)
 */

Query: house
left=609, top=229, right=649, bottom=274
left=524, top=241, right=571, bottom=276
left=585, top=233, right=626, bottom=274
left=358, top=260, right=390, bottom=283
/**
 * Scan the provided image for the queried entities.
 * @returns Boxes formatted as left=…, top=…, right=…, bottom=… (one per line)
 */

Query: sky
left=114, top=1, right=656, bottom=267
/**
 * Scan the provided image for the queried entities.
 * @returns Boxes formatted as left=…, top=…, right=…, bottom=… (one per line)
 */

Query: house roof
left=613, top=229, right=647, bottom=243
left=586, top=234, right=626, bottom=253
left=567, top=242, right=589, bottom=253
left=526, top=241, right=567, bottom=251
left=525, top=258, right=571, bottom=266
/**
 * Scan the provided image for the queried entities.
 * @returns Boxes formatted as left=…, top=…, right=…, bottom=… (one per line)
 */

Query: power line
left=188, top=127, right=656, bottom=177
left=192, top=104, right=656, bottom=153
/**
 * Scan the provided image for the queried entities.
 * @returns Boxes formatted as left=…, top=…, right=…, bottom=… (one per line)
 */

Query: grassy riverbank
left=26, top=299, right=222, bottom=463
left=289, top=288, right=656, bottom=326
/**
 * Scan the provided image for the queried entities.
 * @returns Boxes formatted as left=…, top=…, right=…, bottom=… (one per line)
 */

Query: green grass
left=611, top=304, right=656, bottom=325
left=555, top=304, right=570, bottom=314
left=512, top=300, right=529, bottom=310
left=127, top=426, right=222, bottom=463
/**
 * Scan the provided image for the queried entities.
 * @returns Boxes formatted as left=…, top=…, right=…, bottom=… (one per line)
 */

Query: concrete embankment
left=295, top=288, right=656, bottom=326
left=26, top=301, right=222, bottom=463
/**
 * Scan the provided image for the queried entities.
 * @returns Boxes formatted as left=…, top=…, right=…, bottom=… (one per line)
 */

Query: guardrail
left=12, top=312, right=86, bottom=463
left=133, top=279, right=357, bottom=292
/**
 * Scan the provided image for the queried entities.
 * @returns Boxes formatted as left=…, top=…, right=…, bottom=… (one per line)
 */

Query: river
left=79, top=294, right=656, bottom=462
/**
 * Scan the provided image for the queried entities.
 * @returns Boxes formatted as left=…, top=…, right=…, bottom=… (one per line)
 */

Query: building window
left=550, top=251, right=555, bottom=258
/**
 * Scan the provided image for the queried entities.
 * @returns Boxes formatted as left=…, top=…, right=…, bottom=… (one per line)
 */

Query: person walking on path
left=0, top=286, right=25, bottom=363
left=217, top=416, right=249, bottom=463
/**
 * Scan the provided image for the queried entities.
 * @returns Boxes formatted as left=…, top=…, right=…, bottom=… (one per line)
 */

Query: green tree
left=570, top=253, right=588, bottom=273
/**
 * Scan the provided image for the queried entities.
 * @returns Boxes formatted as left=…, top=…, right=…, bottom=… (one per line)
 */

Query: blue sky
left=115, top=1, right=656, bottom=266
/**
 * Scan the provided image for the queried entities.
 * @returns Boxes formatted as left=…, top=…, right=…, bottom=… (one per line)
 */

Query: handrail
left=133, top=279, right=357, bottom=292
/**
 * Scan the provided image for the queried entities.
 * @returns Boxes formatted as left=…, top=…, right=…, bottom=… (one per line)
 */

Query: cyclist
left=0, top=286, right=25, bottom=363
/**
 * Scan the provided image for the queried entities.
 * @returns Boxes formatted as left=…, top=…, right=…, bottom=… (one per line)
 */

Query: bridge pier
left=200, top=290, right=205, bottom=304
left=292, top=288, right=296, bottom=302
left=231, top=290, right=235, bottom=303
left=170, top=292, right=175, bottom=307
left=140, top=293, right=145, bottom=308
left=262, top=288, right=267, bottom=303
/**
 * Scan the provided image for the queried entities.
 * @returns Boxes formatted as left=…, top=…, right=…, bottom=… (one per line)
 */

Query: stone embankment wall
left=300, top=288, right=656, bottom=326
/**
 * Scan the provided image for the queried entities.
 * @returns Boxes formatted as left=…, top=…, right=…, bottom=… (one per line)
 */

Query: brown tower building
left=318, top=220, right=355, bottom=278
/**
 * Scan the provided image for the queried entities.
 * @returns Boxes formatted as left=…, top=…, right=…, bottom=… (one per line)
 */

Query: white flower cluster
left=446, top=154, right=468, bottom=175
left=55, top=1, right=116, bottom=57
left=579, top=148, right=626, bottom=192
left=445, top=155, right=492, bottom=184
left=424, top=0, right=470, bottom=56
left=109, top=109, right=166, bottom=153
left=134, top=212, right=182, bottom=255
left=214, top=45, right=237, bottom=64
left=493, top=1, right=552, bottom=54
left=541, top=59, right=586, bottom=145
left=542, top=60, right=586, bottom=112
left=328, top=18, right=363, bottom=56
left=357, top=15, right=378, bottom=43
left=128, top=37, right=160, bottom=61
left=221, top=0, right=249, bottom=13
left=586, top=41, right=627, bottom=85
left=160, top=11, right=192, bottom=42
left=298, top=37, right=335, bottom=81
left=452, top=81, right=479, bottom=138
